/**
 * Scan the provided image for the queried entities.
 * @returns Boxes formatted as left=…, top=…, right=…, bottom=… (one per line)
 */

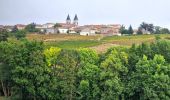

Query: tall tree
left=128, top=25, right=134, bottom=34
left=139, top=22, right=154, bottom=34
left=119, top=25, right=128, bottom=34
left=100, top=48, right=128, bottom=99
left=55, top=50, right=80, bottom=100
left=77, top=48, right=100, bottom=99
left=0, top=41, right=18, bottom=97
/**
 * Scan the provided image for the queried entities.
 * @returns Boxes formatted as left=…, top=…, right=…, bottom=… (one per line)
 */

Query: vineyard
left=27, top=34, right=170, bottom=52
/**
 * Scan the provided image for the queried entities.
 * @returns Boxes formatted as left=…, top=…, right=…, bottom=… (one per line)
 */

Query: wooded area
left=0, top=38, right=170, bottom=100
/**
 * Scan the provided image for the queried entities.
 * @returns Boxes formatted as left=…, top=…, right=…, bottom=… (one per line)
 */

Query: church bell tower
left=73, top=14, right=78, bottom=26
left=66, top=14, right=71, bottom=24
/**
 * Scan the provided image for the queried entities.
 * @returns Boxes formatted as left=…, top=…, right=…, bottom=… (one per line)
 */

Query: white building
left=58, top=28, right=69, bottom=34
left=42, top=23, right=55, bottom=28
left=45, top=28, right=57, bottom=34
left=80, top=28, right=96, bottom=36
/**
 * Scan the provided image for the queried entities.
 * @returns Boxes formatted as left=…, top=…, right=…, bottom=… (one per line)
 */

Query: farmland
left=26, top=34, right=170, bottom=52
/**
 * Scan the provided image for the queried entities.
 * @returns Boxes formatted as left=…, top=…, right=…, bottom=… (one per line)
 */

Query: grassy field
left=45, top=40, right=102, bottom=49
left=26, top=34, right=170, bottom=52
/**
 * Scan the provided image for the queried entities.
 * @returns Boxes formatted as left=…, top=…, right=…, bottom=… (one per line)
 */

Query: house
left=80, top=28, right=96, bottom=36
left=58, top=27, right=69, bottom=34
left=141, top=29, right=151, bottom=34
left=35, top=24, right=44, bottom=32
left=100, top=25, right=121, bottom=36
left=16, top=24, right=26, bottom=30
left=0, top=25, right=3, bottom=29
left=45, top=28, right=57, bottom=34
left=69, top=28, right=77, bottom=34
left=42, top=23, right=55, bottom=28
left=4, top=25, right=14, bottom=32
left=133, top=29, right=138, bottom=35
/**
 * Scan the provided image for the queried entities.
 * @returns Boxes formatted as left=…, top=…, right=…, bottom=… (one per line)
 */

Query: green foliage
left=53, top=49, right=80, bottom=100
left=151, top=40, right=170, bottom=62
left=0, top=29, right=9, bottom=42
left=78, top=48, right=99, bottom=64
left=119, top=25, right=129, bottom=34
left=139, top=22, right=154, bottom=34
left=154, top=26, right=170, bottom=34
left=137, top=27, right=143, bottom=34
left=100, top=48, right=128, bottom=99
left=44, top=47, right=61, bottom=66
left=54, top=23, right=62, bottom=28
left=1, top=38, right=170, bottom=99
left=0, top=40, right=18, bottom=97
left=45, top=40, right=101, bottom=49
left=160, top=28, right=170, bottom=34
left=14, top=30, right=26, bottom=40
left=11, top=25, right=18, bottom=33
left=25, top=23, right=39, bottom=33
left=127, top=55, right=170, bottom=100
left=155, top=35, right=161, bottom=40
left=128, top=25, right=134, bottom=34
left=77, top=64, right=100, bottom=99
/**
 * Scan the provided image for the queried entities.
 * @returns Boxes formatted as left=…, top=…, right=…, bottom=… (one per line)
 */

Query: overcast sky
left=1, top=0, right=170, bottom=28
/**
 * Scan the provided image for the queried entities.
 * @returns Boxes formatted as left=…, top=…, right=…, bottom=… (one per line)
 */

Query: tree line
left=0, top=36, right=170, bottom=99
left=120, top=22, right=170, bottom=35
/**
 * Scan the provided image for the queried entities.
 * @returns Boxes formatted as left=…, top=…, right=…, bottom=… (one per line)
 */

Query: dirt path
left=89, top=43, right=118, bottom=53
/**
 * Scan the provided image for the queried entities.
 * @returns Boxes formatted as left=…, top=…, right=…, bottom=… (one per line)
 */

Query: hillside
left=26, top=34, right=170, bottom=52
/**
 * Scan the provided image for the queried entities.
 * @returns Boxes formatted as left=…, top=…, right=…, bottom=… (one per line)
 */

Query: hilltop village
left=0, top=14, right=122, bottom=36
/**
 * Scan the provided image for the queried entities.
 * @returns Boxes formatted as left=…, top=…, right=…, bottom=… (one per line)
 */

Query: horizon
left=1, top=0, right=170, bottom=29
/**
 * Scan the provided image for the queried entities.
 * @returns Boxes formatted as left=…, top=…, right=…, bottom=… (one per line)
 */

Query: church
left=66, top=14, right=78, bottom=26
left=56, top=14, right=79, bottom=34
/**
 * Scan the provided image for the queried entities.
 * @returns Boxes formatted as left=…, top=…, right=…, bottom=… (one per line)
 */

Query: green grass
left=45, top=40, right=102, bottom=49
left=27, top=34, right=170, bottom=51
left=102, top=34, right=170, bottom=41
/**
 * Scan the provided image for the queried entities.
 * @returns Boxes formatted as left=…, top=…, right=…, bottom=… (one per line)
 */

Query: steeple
left=73, top=14, right=78, bottom=26
left=74, top=14, right=78, bottom=21
left=66, top=14, right=71, bottom=24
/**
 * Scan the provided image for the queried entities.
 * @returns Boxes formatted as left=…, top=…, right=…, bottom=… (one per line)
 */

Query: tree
left=77, top=63, right=100, bottom=99
left=100, top=48, right=128, bottom=99
left=128, top=25, right=134, bottom=34
left=160, top=28, right=170, bottom=34
left=154, top=26, right=161, bottom=34
left=14, top=30, right=26, bottom=40
left=127, top=55, right=170, bottom=100
left=54, top=50, right=80, bottom=100
left=139, top=22, right=154, bottom=34
left=10, top=40, right=52, bottom=99
left=137, top=27, right=143, bottom=34
left=0, top=29, right=9, bottom=42
left=54, top=23, right=62, bottom=28
left=151, top=40, right=170, bottom=62
left=119, top=25, right=128, bottom=34
left=77, top=48, right=100, bottom=99
left=25, top=23, right=39, bottom=33
left=0, top=41, right=18, bottom=97
left=11, top=25, right=18, bottom=33
left=44, top=47, right=61, bottom=67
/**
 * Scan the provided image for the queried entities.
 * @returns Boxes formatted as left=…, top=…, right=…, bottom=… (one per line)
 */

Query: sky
left=0, top=0, right=170, bottom=28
